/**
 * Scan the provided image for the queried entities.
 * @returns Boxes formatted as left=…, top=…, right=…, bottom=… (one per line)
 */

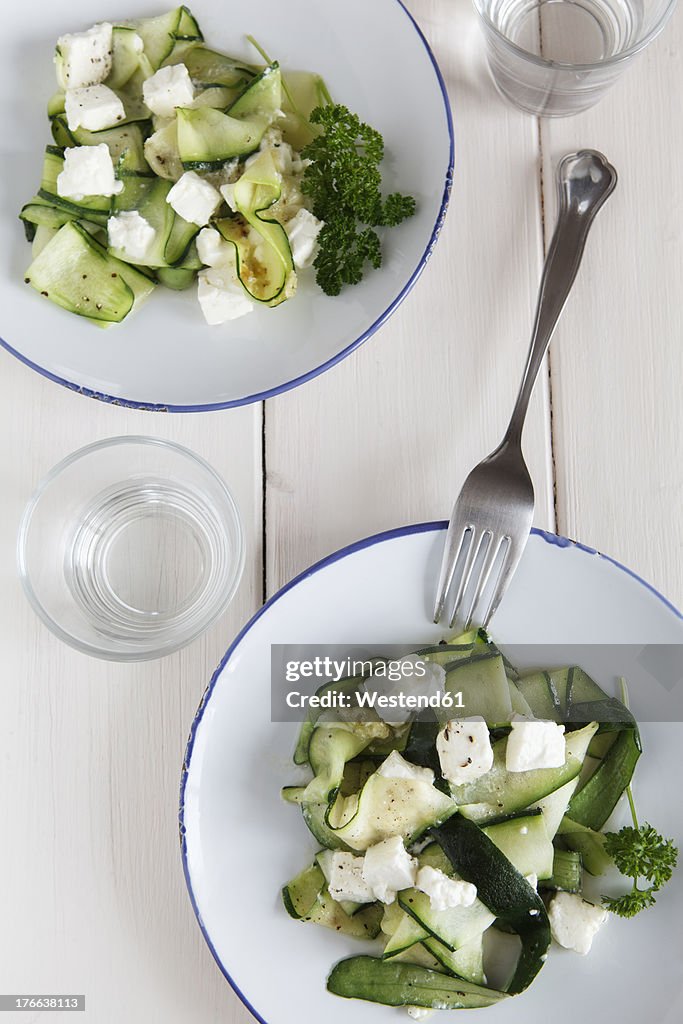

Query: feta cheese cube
left=56, top=144, right=123, bottom=201
left=196, top=226, right=232, bottom=268
left=525, top=873, right=538, bottom=890
left=143, top=64, right=194, bottom=118
left=415, top=865, right=477, bottom=911
left=406, top=1008, right=433, bottom=1021
left=437, top=717, right=493, bottom=786
left=327, top=852, right=374, bottom=904
left=65, top=84, right=126, bottom=132
left=197, top=266, right=254, bottom=325
left=506, top=716, right=566, bottom=773
left=107, top=211, right=156, bottom=262
left=548, top=892, right=608, bottom=955
left=55, top=23, right=113, bottom=90
left=167, top=171, right=222, bottom=227
left=362, top=836, right=417, bottom=904
left=376, top=750, right=435, bottom=786
left=284, top=208, right=324, bottom=269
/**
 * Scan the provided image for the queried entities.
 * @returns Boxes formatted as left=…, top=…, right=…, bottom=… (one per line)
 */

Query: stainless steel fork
left=433, top=150, right=617, bottom=631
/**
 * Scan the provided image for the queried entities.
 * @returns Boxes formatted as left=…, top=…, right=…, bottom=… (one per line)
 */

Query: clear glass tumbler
left=17, top=436, right=245, bottom=661
left=474, top=0, right=677, bottom=116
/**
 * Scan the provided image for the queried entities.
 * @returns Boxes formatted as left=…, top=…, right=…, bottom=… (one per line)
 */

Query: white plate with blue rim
left=181, top=523, right=683, bottom=1024
left=0, top=0, right=452, bottom=411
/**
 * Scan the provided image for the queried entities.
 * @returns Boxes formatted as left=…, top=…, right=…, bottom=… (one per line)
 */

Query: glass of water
left=474, top=0, right=677, bottom=116
left=17, top=436, right=245, bottom=661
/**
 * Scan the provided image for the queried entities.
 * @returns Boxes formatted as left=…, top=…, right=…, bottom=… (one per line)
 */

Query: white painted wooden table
left=1, top=2, right=682, bottom=1021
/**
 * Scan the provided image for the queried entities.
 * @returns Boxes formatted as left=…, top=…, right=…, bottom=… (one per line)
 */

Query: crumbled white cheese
left=55, top=23, right=113, bottom=90
left=327, top=852, right=374, bottom=904
left=437, top=717, right=493, bottom=786
left=406, top=1008, right=433, bottom=1021
left=65, top=84, right=126, bottom=132
left=525, top=873, right=538, bottom=890
left=362, top=836, right=417, bottom=904
left=56, top=144, right=123, bottom=201
left=548, top=892, right=608, bottom=955
left=376, top=750, right=435, bottom=786
left=142, top=63, right=195, bottom=118
left=107, top=211, right=156, bottom=262
left=506, top=716, right=566, bottom=772
left=167, top=171, right=222, bottom=226
left=196, top=226, right=232, bottom=268
left=284, top=208, right=324, bottom=269
left=197, top=265, right=253, bottom=324
left=415, top=865, right=477, bottom=911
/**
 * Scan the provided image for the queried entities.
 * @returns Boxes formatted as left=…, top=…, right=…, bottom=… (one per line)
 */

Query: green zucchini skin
left=326, top=956, right=507, bottom=1009
left=403, top=719, right=447, bottom=792
left=292, top=675, right=364, bottom=766
left=431, top=816, right=551, bottom=995
left=281, top=862, right=325, bottom=919
left=568, top=727, right=641, bottom=830
left=543, top=848, right=583, bottom=892
left=556, top=816, right=612, bottom=875
left=24, top=221, right=150, bottom=323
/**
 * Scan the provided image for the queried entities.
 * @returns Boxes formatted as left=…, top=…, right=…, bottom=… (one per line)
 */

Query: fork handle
left=504, top=150, right=617, bottom=447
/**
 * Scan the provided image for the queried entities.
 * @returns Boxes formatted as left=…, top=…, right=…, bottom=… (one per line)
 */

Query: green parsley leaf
left=301, top=104, right=416, bottom=296
left=601, top=822, right=678, bottom=918
left=604, top=824, right=678, bottom=888
left=602, top=887, right=658, bottom=918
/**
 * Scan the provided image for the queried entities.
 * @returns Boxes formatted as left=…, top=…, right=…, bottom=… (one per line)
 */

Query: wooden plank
left=0, top=354, right=262, bottom=1023
left=266, top=0, right=554, bottom=594
left=539, top=29, right=683, bottom=609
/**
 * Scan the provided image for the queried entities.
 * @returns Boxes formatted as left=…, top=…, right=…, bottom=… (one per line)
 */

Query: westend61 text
left=284, top=689, right=465, bottom=711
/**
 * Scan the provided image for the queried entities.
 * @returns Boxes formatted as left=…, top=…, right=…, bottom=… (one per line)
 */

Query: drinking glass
left=474, top=0, right=677, bottom=116
left=17, top=436, right=245, bottom=661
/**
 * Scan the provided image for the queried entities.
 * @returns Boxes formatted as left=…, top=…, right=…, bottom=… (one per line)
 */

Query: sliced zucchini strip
left=24, top=221, right=153, bottom=324
left=292, top=675, right=364, bottom=766
left=179, top=44, right=256, bottom=88
left=125, top=6, right=203, bottom=71
left=156, top=266, right=195, bottom=290
left=304, top=727, right=372, bottom=805
left=449, top=730, right=585, bottom=823
left=568, top=726, right=641, bottom=830
left=176, top=64, right=282, bottom=169
left=326, top=766, right=457, bottom=852
left=543, top=848, right=582, bottom=892
left=303, top=889, right=382, bottom=940
left=327, top=957, right=507, bottom=1010
left=107, top=26, right=149, bottom=89
left=177, top=107, right=268, bottom=168
left=282, top=862, right=325, bottom=919
left=431, top=816, right=551, bottom=995
left=216, top=150, right=294, bottom=307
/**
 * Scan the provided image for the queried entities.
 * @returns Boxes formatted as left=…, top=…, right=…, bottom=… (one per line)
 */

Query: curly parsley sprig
left=301, top=104, right=416, bottom=296
left=601, top=772, right=678, bottom=918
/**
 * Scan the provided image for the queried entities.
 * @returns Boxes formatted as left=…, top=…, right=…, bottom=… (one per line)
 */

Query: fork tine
left=463, top=534, right=508, bottom=632
left=433, top=522, right=472, bottom=623
left=481, top=535, right=529, bottom=628
left=447, top=528, right=490, bottom=631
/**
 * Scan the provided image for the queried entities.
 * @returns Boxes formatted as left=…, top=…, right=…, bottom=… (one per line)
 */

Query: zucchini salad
left=282, top=632, right=678, bottom=1014
left=19, top=7, right=415, bottom=328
